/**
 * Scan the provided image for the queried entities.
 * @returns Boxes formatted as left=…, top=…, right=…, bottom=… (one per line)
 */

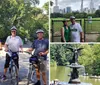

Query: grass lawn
left=50, top=18, right=100, bottom=42
left=51, top=18, right=100, bottom=33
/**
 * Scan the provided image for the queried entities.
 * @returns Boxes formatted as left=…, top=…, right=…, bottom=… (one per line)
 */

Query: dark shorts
left=4, top=53, right=19, bottom=69
left=30, top=56, right=47, bottom=72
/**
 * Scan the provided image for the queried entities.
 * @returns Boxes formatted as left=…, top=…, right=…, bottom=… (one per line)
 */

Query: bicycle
left=8, top=50, right=20, bottom=85
left=23, top=51, right=44, bottom=85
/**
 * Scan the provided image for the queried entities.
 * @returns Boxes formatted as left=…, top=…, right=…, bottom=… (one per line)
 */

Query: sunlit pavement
left=0, top=43, right=49, bottom=85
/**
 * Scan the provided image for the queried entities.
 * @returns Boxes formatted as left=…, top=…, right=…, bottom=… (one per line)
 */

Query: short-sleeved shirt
left=70, top=23, right=83, bottom=42
left=5, top=36, right=23, bottom=52
left=31, top=39, right=49, bottom=60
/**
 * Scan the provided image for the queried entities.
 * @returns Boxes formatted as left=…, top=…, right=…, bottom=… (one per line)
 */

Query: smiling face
left=64, top=21, right=68, bottom=26
left=37, top=32, right=44, bottom=39
left=11, top=29, right=16, bottom=37
left=70, top=18, right=75, bottom=24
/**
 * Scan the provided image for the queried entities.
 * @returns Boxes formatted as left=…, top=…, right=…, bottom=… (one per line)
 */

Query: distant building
left=93, top=8, right=96, bottom=13
left=90, top=8, right=96, bottom=13
left=90, top=0, right=95, bottom=13
left=63, top=8, right=66, bottom=14
left=53, top=0, right=59, bottom=13
left=59, top=9, right=63, bottom=14
left=83, top=7, right=89, bottom=14
left=66, top=7, right=72, bottom=13
left=53, top=6, right=59, bottom=13
left=81, top=0, right=84, bottom=12
left=99, top=5, right=100, bottom=10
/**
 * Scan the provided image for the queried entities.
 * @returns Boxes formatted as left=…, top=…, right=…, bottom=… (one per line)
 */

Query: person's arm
left=4, top=36, right=9, bottom=52
left=78, top=24, right=84, bottom=42
left=26, top=48, right=34, bottom=53
left=19, top=45, right=23, bottom=52
left=68, top=26, right=71, bottom=42
left=61, top=27, right=66, bottom=42
left=19, top=37, right=23, bottom=52
left=4, top=44, right=8, bottom=52
left=26, top=40, right=35, bottom=53
left=44, top=50, right=49, bottom=54
left=80, top=32, right=84, bottom=42
left=39, top=50, right=49, bottom=56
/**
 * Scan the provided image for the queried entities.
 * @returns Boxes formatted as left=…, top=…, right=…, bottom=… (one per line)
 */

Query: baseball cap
left=36, top=29, right=44, bottom=34
left=70, top=16, right=75, bottom=19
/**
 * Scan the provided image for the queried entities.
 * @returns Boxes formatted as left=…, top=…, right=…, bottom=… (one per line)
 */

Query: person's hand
left=26, top=48, right=33, bottom=53
left=5, top=48, right=8, bottom=52
left=20, top=49, right=23, bottom=53
left=19, top=48, right=23, bottom=53
left=81, top=38, right=84, bottom=42
left=39, top=52, right=46, bottom=56
left=64, top=40, right=66, bottom=42
left=63, top=39, right=66, bottom=42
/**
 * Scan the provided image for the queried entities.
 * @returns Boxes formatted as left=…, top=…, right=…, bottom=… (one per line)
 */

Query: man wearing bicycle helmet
left=27, top=29, right=49, bottom=85
left=2, top=26, right=23, bottom=80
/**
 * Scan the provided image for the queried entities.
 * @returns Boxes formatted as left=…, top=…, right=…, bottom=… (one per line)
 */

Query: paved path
left=0, top=43, right=49, bottom=85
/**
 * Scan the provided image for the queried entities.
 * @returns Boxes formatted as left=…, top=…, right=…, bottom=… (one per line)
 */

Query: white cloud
left=52, top=0, right=100, bottom=11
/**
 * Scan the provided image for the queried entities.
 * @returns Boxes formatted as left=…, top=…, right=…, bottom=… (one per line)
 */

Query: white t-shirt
left=70, top=22, right=83, bottom=42
left=5, top=36, right=23, bottom=52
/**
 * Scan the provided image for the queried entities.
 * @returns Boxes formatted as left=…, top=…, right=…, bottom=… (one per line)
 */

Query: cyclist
left=27, top=29, right=49, bottom=85
left=2, top=26, right=23, bottom=80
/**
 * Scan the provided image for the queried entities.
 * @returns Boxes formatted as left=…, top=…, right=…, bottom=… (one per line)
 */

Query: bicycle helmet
left=36, top=29, right=44, bottom=34
left=11, top=26, right=17, bottom=30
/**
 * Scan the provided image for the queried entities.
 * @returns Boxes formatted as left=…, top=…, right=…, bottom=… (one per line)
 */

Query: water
left=50, top=66, right=100, bottom=85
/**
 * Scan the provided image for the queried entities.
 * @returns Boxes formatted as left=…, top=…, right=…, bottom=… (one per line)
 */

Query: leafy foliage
left=51, top=10, right=100, bottom=18
left=0, top=0, right=48, bottom=42
left=50, top=44, right=100, bottom=75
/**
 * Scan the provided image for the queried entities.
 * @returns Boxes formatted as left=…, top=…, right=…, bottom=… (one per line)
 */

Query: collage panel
left=50, top=44, right=100, bottom=85
left=50, top=0, right=100, bottom=43
left=0, top=0, right=49, bottom=85
left=0, top=0, right=100, bottom=85
left=50, top=0, right=100, bottom=85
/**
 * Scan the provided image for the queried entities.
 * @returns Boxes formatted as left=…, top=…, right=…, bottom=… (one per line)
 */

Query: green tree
left=95, top=10, right=100, bottom=17
left=51, top=44, right=100, bottom=75
left=43, top=2, right=49, bottom=15
left=0, top=0, right=48, bottom=42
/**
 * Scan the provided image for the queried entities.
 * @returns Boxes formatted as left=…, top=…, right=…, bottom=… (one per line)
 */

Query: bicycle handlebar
left=6, top=50, right=32, bottom=55
left=23, top=51, right=43, bottom=58
left=23, top=51, right=33, bottom=55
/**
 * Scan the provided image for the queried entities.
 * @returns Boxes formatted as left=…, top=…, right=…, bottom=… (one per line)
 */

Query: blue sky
left=52, top=0, right=100, bottom=11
